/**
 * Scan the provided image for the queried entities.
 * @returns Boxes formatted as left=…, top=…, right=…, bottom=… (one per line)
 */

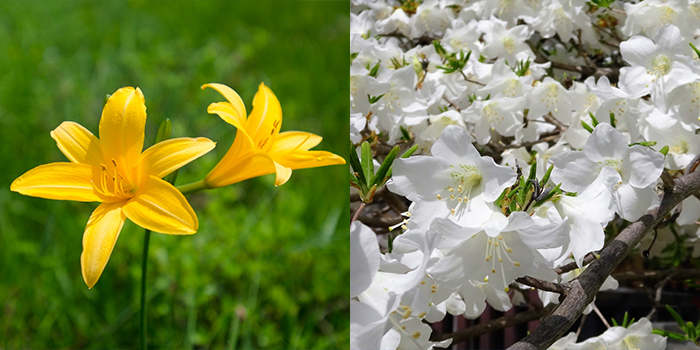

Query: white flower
left=551, top=166, right=618, bottom=267
left=479, top=16, right=535, bottom=64
left=428, top=212, right=565, bottom=293
left=463, top=96, right=526, bottom=145
left=619, top=25, right=700, bottom=112
left=644, top=109, right=700, bottom=170
left=551, top=123, right=664, bottom=221
left=577, top=318, right=667, bottom=350
left=527, top=77, right=573, bottom=124
left=389, top=125, right=516, bottom=229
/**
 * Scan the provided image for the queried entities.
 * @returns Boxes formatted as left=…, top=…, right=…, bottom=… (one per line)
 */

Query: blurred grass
left=0, top=1, right=349, bottom=349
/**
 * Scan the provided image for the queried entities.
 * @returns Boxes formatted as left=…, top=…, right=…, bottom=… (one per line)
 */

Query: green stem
left=140, top=229, right=151, bottom=350
left=177, top=180, right=209, bottom=195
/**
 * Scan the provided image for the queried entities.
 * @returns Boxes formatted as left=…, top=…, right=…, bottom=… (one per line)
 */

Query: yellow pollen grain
left=421, top=281, right=426, bottom=285
left=450, top=194, right=455, bottom=200
left=412, top=332, right=421, bottom=339
left=418, top=312, right=427, bottom=318
left=436, top=194, right=442, bottom=200
left=451, top=209, right=456, bottom=215
left=514, top=262, right=521, bottom=266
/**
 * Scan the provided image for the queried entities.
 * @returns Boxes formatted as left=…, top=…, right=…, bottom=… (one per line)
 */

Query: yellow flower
left=202, top=82, right=346, bottom=188
left=11, top=87, right=216, bottom=288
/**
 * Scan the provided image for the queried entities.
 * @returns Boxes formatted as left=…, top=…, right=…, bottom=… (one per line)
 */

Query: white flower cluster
left=350, top=0, right=700, bottom=349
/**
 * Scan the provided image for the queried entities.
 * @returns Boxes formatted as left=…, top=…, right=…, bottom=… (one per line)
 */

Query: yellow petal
left=269, top=131, right=323, bottom=157
left=50, top=121, right=105, bottom=167
left=98, top=87, right=146, bottom=186
left=273, top=161, right=293, bottom=186
left=122, top=176, right=198, bottom=235
left=81, top=202, right=126, bottom=289
left=206, top=102, right=247, bottom=130
left=245, top=83, right=282, bottom=152
left=11, top=163, right=101, bottom=202
left=202, top=83, right=247, bottom=129
left=275, top=150, right=347, bottom=171
left=205, top=128, right=276, bottom=188
left=139, top=137, right=216, bottom=180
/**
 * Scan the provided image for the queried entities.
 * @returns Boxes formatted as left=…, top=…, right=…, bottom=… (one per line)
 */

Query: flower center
left=436, top=164, right=482, bottom=216
left=503, top=36, right=515, bottom=54
left=650, top=54, right=671, bottom=77
left=670, top=139, right=689, bottom=155
left=92, top=159, right=136, bottom=201
left=601, top=158, right=624, bottom=175
left=484, top=234, right=520, bottom=292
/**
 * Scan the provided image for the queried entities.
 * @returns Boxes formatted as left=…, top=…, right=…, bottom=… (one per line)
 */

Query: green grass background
left=0, top=1, right=349, bottom=349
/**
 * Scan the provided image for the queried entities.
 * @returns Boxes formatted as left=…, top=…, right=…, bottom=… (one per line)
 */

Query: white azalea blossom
left=347, top=1, right=700, bottom=347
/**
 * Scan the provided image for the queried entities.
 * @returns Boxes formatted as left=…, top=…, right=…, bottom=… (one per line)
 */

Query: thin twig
left=555, top=252, right=598, bottom=274
left=442, top=94, right=461, bottom=112
left=459, top=70, right=486, bottom=86
left=591, top=304, right=611, bottom=329
left=431, top=304, right=556, bottom=343
left=542, top=113, right=568, bottom=131
left=516, top=276, right=570, bottom=294
left=351, top=202, right=366, bottom=223
left=576, top=313, right=588, bottom=336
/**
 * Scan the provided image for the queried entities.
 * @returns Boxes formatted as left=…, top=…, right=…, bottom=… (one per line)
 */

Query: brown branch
left=431, top=304, right=556, bottom=343
left=661, top=169, right=675, bottom=192
left=351, top=202, right=366, bottom=223
left=516, top=276, right=570, bottom=294
left=542, top=113, right=568, bottom=131
left=459, top=70, right=486, bottom=86
left=508, top=166, right=700, bottom=350
left=442, top=94, right=461, bottom=112
left=612, top=268, right=700, bottom=283
left=554, top=252, right=598, bottom=274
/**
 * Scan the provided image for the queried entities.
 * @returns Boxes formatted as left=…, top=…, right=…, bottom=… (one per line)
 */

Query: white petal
left=626, top=145, right=664, bottom=188
left=585, top=123, right=629, bottom=162
left=615, top=183, right=659, bottom=221
left=351, top=222, right=381, bottom=298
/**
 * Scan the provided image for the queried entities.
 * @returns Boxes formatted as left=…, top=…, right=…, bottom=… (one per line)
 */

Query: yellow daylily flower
left=11, top=87, right=216, bottom=288
left=201, top=82, right=346, bottom=188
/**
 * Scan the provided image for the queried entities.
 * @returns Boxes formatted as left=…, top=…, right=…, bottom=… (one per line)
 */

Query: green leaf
left=690, top=42, right=700, bottom=59
left=401, top=144, right=419, bottom=158
left=591, top=0, right=616, bottom=8
left=155, top=118, right=172, bottom=143
left=666, top=305, right=687, bottom=331
left=368, top=61, right=381, bottom=77
left=540, top=165, right=554, bottom=187
left=622, top=312, right=628, bottom=328
left=361, top=141, right=374, bottom=182
left=386, top=144, right=419, bottom=180
left=368, top=94, right=385, bottom=104
left=372, top=145, right=400, bottom=187
left=400, top=126, right=411, bottom=141
left=609, top=112, right=616, bottom=128
left=581, top=120, right=594, bottom=133
left=612, top=318, right=619, bottom=327
left=588, top=112, right=599, bottom=127
left=660, top=145, right=669, bottom=156
left=653, top=329, right=688, bottom=341
left=349, top=143, right=366, bottom=184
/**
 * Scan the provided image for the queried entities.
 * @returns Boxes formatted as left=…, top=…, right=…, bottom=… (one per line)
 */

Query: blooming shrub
left=350, top=0, right=700, bottom=349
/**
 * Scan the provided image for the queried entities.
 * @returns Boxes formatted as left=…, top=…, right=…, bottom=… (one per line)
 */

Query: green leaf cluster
left=350, top=141, right=418, bottom=203
left=433, top=41, right=472, bottom=74
left=653, top=305, right=700, bottom=345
